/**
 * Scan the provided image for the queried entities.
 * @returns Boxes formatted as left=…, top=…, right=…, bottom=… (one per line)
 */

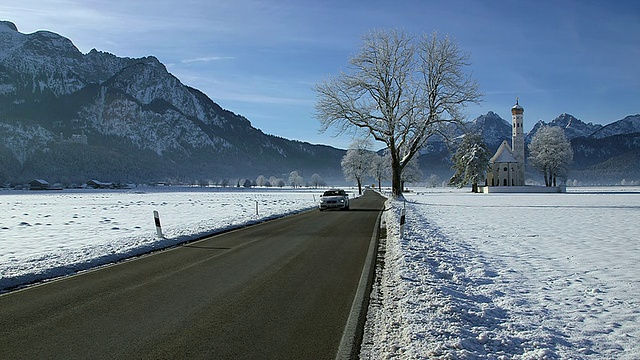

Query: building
left=487, top=99, right=526, bottom=187
left=86, top=179, right=114, bottom=189
left=29, top=179, right=51, bottom=190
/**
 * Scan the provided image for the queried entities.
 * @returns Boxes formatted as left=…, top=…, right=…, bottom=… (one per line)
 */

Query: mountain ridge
left=0, top=21, right=346, bottom=186
left=467, top=112, right=640, bottom=184
left=0, top=21, right=637, bottom=186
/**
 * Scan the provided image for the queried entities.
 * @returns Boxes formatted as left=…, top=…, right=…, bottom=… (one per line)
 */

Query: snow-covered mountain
left=449, top=112, right=640, bottom=184
left=527, top=113, right=603, bottom=142
left=589, top=114, right=640, bottom=139
left=0, top=21, right=344, bottom=185
left=0, top=20, right=637, bottom=186
left=466, top=111, right=511, bottom=151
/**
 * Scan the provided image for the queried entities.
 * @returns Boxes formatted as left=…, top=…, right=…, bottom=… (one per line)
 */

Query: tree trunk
left=544, top=169, right=550, bottom=186
left=391, top=161, right=403, bottom=197
left=357, top=178, right=362, bottom=195
left=472, top=182, right=478, bottom=193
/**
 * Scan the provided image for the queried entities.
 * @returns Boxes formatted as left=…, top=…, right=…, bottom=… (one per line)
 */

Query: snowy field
left=0, top=186, right=326, bottom=291
left=361, top=186, right=640, bottom=359
left=2, top=186, right=639, bottom=359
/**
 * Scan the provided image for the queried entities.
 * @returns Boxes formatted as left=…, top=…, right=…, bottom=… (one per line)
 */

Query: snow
left=361, top=186, right=640, bottom=359
left=1, top=186, right=638, bottom=359
left=0, top=186, right=322, bottom=291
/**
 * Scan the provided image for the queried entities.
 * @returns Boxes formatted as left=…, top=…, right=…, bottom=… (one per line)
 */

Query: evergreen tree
left=449, top=133, right=490, bottom=192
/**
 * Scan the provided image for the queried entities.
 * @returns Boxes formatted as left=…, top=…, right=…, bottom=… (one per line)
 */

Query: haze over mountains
left=0, top=20, right=638, bottom=186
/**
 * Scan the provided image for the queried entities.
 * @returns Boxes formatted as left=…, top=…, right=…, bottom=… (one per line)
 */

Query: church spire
left=511, top=98, right=525, bottom=185
left=511, top=97, right=524, bottom=115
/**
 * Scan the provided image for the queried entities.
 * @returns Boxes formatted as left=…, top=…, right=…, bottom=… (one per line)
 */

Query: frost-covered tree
left=528, top=126, right=574, bottom=186
left=342, top=139, right=374, bottom=195
left=369, top=153, right=390, bottom=190
left=289, top=171, right=304, bottom=188
left=309, top=173, right=325, bottom=188
left=449, top=133, right=490, bottom=192
left=255, top=175, right=267, bottom=187
left=427, top=174, right=441, bottom=188
left=274, top=178, right=286, bottom=188
left=316, top=29, right=481, bottom=197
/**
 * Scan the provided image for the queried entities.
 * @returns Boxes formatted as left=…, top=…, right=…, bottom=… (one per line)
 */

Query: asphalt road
left=0, top=190, right=386, bottom=359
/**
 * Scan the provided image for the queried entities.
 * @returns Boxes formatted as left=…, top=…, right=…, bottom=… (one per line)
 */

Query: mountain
left=418, top=111, right=640, bottom=185
left=1, top=20, right=637, bottom=187
left=465, top=111, right=511, bottom=151
left=527, top=113, right=603, bottom=142
left=589, top=114, right=640, bottom=139
left=0, top=21, right=345, bottom=186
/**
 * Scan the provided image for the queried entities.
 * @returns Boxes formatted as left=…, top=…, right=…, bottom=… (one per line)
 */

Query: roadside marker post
left=153, top=210, right=163, bottom=238
left=400, top=207, right=406, bottom=238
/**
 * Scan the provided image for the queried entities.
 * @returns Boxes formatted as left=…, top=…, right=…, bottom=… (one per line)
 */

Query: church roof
left=490, top=140, right=518, bottom=163
left=511, top=97, right=524, bottom=115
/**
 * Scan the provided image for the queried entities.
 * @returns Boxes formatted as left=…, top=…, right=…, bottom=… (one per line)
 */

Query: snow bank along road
left=0, top=191, right=386, bottom=359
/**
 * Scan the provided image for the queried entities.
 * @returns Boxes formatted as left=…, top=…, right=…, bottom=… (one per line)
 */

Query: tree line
left=197, top=171, right=328, bottom=189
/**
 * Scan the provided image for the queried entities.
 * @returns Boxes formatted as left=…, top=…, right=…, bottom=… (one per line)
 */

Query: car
left=318, top=189, right=350, bottom=211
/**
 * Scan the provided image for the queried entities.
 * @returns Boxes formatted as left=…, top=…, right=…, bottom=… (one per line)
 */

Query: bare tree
left=369, top=153, right=390, bottom=190
left=528, top=126, right=574, bottom=186
left=341, top=139, right=374, bottom=195
left=309, top=173, right=325, bottom=188
left=289, top=170, right=304, bottom=188
left=316, top=29, right=481, bottom=197
left=255, top=175, right=267, bottom=187
left=427, top=174, right=441, bottom=188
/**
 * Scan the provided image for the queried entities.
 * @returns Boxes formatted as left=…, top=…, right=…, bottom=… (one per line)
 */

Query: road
left=0, top=190, right=386, bottom=359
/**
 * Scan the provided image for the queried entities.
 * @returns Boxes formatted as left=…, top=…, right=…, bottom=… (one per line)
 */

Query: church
left=486, top=99, right=526, bottom=187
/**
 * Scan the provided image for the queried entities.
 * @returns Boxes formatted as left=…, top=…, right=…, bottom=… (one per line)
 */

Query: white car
left=319, top=189, right=349, bottom=211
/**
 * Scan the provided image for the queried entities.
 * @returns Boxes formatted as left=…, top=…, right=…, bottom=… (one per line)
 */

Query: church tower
left=511, top=98, right=525, bottom=185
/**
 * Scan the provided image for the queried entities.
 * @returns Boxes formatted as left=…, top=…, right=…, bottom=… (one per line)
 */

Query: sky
left=1, top=0, right=639, bottom=149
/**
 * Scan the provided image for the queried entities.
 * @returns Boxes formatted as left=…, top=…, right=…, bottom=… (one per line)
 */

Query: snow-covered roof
left=490, top=140, right=517, bottom=163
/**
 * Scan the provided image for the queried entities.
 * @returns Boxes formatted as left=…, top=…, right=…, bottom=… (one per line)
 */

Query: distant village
left=25, top=179, right=133, bottom=191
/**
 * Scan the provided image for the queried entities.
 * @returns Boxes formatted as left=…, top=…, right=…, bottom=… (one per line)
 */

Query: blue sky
left=2, top=0, right=639, bottom=149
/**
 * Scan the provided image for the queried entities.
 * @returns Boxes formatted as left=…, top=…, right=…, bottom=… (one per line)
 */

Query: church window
left=503, top=167, right=508, bottom=172
left=503, top=179, right=507, bottom=186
